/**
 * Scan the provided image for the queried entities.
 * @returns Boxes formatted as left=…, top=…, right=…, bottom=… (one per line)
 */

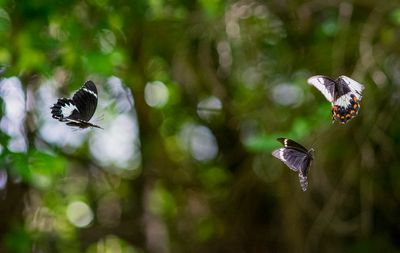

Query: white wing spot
left=334, top=93, right=353, bottom=107
left=61, top=102, right=78, bottom=117
left=83, top=87, right=97, bottom=98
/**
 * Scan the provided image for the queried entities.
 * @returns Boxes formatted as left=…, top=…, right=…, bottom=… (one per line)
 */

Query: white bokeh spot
left=144, top=81, right=169, bottom=108
left=66, top=201, right=93, bottom=228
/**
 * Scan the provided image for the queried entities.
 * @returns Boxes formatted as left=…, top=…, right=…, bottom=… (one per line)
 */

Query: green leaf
left=28, top=150, right=67, bottom=189
left=4, top=225, right=31, bottom=253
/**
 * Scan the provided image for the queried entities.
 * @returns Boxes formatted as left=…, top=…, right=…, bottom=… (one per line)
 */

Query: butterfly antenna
left=97, top=113, right=105, bottom=121
left=93, top=114, right=104, bottom=124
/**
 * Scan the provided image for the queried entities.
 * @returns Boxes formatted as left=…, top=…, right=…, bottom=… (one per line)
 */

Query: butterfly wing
left=307, top=75, right=336, bottom=102
left=337, top=75, right=364, bottom=100
left=276, top=138, right=308, bottom=153
left=50, top=98, right=79, bottom=121
left=272, top=147, right=310, bottom=172
left=69, top=80, right=98, bottom=121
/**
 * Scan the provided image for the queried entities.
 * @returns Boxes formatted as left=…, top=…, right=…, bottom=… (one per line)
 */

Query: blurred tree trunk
left=0, top=181, right=28, bottom=253
left=125, top=20, right=170, bottom=253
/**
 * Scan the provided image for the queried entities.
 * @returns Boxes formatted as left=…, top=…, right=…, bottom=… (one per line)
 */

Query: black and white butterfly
left=50, top=80, right=103, bottom=129
left=272, top=138, right=314, bottom=191
left=307, top=75, right=364, bottom=124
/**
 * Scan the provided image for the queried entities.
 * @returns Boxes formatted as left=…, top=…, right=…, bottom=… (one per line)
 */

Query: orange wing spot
left=353, top=104, right=358, bottom=109
left=341, top=116, right=345, bottom=119
left=346, top=114, right=351, bottom=118
left=353, top=96, right=357, bottom=102
left=350, top=110, right=355, bottom=114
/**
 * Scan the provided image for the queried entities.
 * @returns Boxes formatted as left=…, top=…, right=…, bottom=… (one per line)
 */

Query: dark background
left=1, top=0, right=400, bottom=252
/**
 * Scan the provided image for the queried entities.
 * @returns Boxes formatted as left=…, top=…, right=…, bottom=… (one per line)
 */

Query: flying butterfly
left=50, top=80, right=103, bottom=129
left=272, top=138, right=314, bottom=191
left=307, top=75, right=365, bottom=124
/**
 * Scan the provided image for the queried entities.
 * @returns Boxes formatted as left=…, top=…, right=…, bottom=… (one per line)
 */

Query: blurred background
left=1, top=0, right=400, bottom=252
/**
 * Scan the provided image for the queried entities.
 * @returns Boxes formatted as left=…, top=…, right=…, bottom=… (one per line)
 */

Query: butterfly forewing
left=307, top=75, right=336, bottom=102
left=272, top=148, right=311, bottom=172
left=338, top=76, right=364, bottom=100
left=276, top=138, right=308, bottom=153
left=71, top=80, right=98, bottom=121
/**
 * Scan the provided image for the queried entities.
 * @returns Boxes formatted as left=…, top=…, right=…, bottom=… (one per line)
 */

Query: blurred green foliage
left=1, top=0, right=400, bottom=253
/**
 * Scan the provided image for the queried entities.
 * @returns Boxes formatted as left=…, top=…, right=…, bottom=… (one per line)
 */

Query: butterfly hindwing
left=50, top=98, right=78, bottom=120
left=298, top=172, right=308, bottom=192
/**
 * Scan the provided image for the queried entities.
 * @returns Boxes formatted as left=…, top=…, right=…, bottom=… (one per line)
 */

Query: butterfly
left=272, top=138, right=314, bottom=191
left=50, top=80, right=103, bottom=129
left=307, top=75, right=365, bottom=124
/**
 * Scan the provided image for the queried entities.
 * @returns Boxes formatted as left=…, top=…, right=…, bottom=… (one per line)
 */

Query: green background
left=1, top=0, right=400, bottom=252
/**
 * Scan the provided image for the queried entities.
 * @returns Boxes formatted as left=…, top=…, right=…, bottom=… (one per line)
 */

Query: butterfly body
left=307, top=75, right=364, bottom=124
left=272, top=138, right=314, bottom=191
left=65, top=119, right=103, bottom=129
left=50, top=80, right=102, bottom=129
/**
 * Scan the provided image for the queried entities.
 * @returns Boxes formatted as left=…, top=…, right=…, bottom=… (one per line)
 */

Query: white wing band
left=83, top=87, right=97, bottom=98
